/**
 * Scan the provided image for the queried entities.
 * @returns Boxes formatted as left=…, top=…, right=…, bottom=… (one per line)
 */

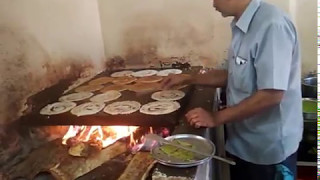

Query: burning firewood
left=68, top=142, right=90, bottom=157
left=48, top=141, right=128, bottom=180
left=8, top=139, right=128, bottom=180
left=117, top=152, right=155, bottom=180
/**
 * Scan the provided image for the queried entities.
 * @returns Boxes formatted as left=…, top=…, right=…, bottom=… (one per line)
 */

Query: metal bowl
left=151, top=134, right=216, bottom=168
left=302, top=98, right=317, bottom=120
left=302, top=77, right=317, bottom=98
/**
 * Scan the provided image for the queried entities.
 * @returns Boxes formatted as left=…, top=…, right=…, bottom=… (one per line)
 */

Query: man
left=161, top=0, right=303, bottom=179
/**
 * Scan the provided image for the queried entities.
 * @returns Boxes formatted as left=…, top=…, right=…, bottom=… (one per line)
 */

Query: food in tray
left=88, top=77, right=114, bottom=85
left=132, top=70, right=158, bottom=77
left=104, top=101, right=141, bottom=115
left=70, top=102, right=105, bottom=116
left=74, top=84, right=104, bottom=92
left=160, top=140, right=195, bottom=161
left=302, top=100, right=317, bottom=113
left=90, top=90, right=121, bottom=103
left=151, top=90, right=185, bottom=101
left=100, top=84, right=127, bottom=92
left=110, top=70, right=134, bottom=77
left=59, top=92, right=94, bottom=102
left=112, top=76, right=137, bottom=85
left=40, top=101, right=77, bottom=115
left=157, top=69, right=182, bottom=76
left=140, top=101, right=180, bottom=115
left=127, top=83, right=161, bottom=92
left=136, top=76, right=163, bottom=83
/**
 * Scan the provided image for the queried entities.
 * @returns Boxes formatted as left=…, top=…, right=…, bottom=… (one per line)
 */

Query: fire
left=62, top=125, right=138, bottom=148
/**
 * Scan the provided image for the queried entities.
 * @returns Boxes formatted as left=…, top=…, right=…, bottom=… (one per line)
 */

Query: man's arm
left=215, top=89, right=284, bottom=125
left=191, top=69, right=228, bottom=87
left=161, top=69, right=228, bottom=89
left=186, top=89, right=284, bottom=127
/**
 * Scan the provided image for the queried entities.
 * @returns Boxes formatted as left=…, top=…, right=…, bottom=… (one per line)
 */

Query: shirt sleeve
left=254, top=23, right=296, bottom=91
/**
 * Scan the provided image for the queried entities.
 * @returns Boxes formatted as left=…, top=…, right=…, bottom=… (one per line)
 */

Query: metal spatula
left=145, top=134, right=236, bottom=165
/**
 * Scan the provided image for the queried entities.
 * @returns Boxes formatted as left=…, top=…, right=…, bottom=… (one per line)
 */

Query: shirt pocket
left=231, top=55, right=255, bottom=94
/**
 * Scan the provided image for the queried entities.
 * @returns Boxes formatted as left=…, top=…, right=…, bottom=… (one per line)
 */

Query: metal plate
left=151, top=134, right=216, bottom=167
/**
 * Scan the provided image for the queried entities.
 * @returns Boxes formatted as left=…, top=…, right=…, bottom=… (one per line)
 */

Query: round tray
left=151, top=134, right=216, bottom=168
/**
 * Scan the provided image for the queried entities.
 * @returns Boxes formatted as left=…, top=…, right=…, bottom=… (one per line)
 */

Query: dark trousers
left=229, top=152, right=297, bottom=180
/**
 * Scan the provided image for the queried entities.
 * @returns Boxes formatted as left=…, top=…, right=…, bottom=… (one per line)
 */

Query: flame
left=62, top=125, right=138, bottom=148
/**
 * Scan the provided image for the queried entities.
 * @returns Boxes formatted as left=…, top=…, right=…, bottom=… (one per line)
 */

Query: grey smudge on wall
left=100, top=7, right=219, bottom=68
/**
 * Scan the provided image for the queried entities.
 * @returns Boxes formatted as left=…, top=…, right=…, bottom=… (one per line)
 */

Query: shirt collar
left=231, top=0, right=261, bottom=33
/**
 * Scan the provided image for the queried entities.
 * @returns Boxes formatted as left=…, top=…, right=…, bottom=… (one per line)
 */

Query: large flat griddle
left=20, top=68, right=196, bottom=127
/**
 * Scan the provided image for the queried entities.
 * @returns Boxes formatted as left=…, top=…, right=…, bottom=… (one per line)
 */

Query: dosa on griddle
left=100, top=84, right=127, bottom=92
left=88, top=77, right=114, bottom=85
left=136, top=76, right=163, bottom=83
left=75, top=84, right=104, bottom=92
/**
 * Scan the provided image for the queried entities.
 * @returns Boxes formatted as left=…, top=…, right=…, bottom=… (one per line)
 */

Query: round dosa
left=151, top=90, right=185, bottom=101
left=132, top=70, right=158, bottom=77
left=104, top=101, right=141, bottom=115
left=88, top=77, right=114, bottom=85
left=112, top=77, right=137, bottom=85
left=111, top=70, right=134, bottom=77
left=127, top=83, right=161, bottom=92
left=75, top=84, right=104, bottom=92
left=40, top=101, right=77, bottom=115
left=100, top=84, right=127, bottom=92
left=136, top=76, right=163, bottom=83
left=70, top=102, right=105, bottom=116
left=59, top=92, right=94, bottom=102
left=90, top=90, right=121, bottom=103
left=157, top=69, right=182, bottom=76
left=140, top=101, right=180, bottom=115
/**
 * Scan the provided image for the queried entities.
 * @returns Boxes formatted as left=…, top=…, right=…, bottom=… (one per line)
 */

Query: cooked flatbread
left=59, top=92, right=94, bottom=102
left=74, top=84, right=104, bottom=92
left=100, top=84, right=127, bottom=92
left=127, top=83, right=160, bottom=92
left=110, top=70, right=134, bottom=77
left=88, top=77, right=114, bottom=85
left=70, top=102, right=105, bottom=116
left=151, top=90, right=185, bottom=101
left=104, top=101, right=141, bottom=115
left=112, top=77, right=137, bottom=85
left=40, top=102, right=77, bottom=115
left=132, top=70, right=158, bottom=77
left=136, top=76, right=163, bottom=83
left=90, top=90, right=121, bottom=103
left=157, top=69, right=182, bottom=76
left=140, top=101, right=180, bottom=115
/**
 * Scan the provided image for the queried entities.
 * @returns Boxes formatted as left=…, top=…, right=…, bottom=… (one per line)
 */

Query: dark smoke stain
left=111, top=12, right=215, bottom=67
left=0, top=26, right=95, bottom=171
left=0, top=27, right=94, bottom=125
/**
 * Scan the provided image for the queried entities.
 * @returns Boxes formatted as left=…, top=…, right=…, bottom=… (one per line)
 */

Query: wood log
left=49, top=140, right=127, bottom=180
left=8, top=139, right=128, bottom=180
left=117, top=152, right=155, bottom=180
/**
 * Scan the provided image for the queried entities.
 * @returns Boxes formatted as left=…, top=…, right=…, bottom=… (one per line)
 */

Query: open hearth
left=0, top=66, right=220, bottom=180
left=3, top=125, right=170, bottom=180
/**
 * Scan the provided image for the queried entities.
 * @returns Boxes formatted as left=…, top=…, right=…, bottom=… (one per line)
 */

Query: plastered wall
left=0, top=0, right=105, bottom=124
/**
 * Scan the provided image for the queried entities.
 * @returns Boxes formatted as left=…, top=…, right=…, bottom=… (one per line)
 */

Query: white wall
left=0, top=0, right=105, bottom=124
left=295, top=0, right=317, bottom=75
left=267, top=0, right=317, bottom=75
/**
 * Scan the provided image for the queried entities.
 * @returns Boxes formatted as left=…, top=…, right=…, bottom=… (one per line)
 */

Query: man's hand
left=160, top=74, right=192, bottom=90
left=185, top=108, right=221, bottom=128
